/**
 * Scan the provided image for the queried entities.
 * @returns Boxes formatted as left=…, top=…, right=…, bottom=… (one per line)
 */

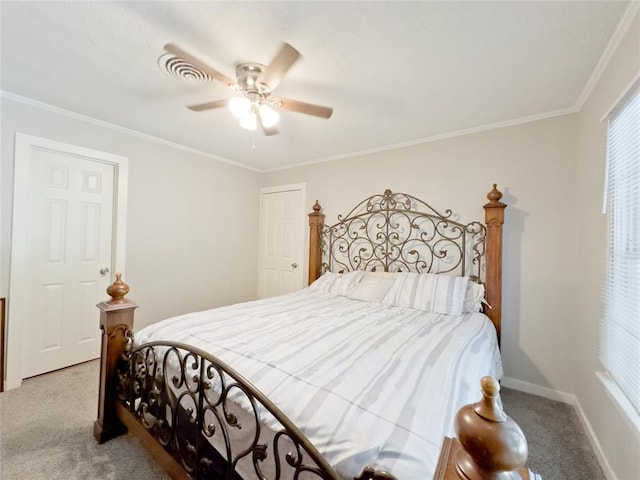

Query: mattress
left=136, top=286, right=502, bottom=479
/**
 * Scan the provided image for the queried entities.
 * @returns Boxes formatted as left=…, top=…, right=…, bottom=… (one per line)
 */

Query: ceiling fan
left=164, top=42, right=333, bottom=135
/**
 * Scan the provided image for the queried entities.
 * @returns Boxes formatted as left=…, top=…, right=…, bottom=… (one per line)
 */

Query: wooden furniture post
left=308, top=200, right=325, bottom=284
left=434, top=377, right=534, bottom=480
left=483, top=185, right=507, bottom=344
left=93, top=273, right=138, bottom=444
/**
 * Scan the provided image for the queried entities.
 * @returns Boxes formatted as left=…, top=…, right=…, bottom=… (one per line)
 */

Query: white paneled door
left=258, top=184, right=306, bottom=299
left=8, top=134, right=128, bottom=387
left=24, top=150, right=113, bottom=377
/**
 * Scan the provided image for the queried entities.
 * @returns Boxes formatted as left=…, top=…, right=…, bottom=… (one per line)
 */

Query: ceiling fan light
left=229, top=96, right=251, bottom=119
left=258, top=104, right=280, bottom=128
left=239, top=113, right=257, bottom=131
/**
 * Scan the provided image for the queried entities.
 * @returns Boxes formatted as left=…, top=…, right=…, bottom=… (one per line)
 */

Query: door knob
left=99, top=267, right=110, bottom=276
left=291, top=263, right=298, bottom=269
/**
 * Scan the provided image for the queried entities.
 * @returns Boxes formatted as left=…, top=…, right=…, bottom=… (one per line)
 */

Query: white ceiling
left=0, top=1, right=630, bottom=171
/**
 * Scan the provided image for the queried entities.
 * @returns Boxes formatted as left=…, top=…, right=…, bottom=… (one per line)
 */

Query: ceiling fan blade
left=187, top=99, right=229, bottom=111
left=164, top=43, right=237, bottom=89
left=274, top=98, right=333, bottom=119
left=257, top=43, right=301, bottom=90
left=257, top=110, right=278, bottom=136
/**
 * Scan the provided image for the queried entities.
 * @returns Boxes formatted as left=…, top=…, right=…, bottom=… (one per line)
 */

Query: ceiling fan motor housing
left=236, top=63, right=271, bottom=95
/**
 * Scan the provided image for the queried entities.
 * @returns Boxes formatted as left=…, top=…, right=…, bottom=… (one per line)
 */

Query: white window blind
left=601, top=79, right=640, bottom=416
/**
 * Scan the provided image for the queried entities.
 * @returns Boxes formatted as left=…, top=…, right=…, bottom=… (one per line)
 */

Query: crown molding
left=0, top=90, right=259, bottom=173
left=265, top=106, right=577, bottom=173
left=1, top=89, right=577, bottom=175
left=575, top=2, right=640, bottom=111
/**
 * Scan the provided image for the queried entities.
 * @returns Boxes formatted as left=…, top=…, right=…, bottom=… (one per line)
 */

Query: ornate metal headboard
left=318, top=189, right=486, bottom=280
left=308, top=185, right=507, bottom=342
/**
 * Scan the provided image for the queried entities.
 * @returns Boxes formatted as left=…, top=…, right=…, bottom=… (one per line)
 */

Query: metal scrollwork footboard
left=115, top=337, right=394, bottom=480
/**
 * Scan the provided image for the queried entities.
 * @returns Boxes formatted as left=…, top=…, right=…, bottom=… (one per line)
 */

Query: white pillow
left=308, top=271, right=366, bottom=296
left=348, top=273, right=396, bottom=303
left=381, top=272, right=469, bottom=316
left=463, top=282, right=486, bottom=313
left=367, top=271, right=396, bottom=279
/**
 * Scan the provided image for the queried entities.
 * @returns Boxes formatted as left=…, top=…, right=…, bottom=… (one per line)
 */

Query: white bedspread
left=136, top=287, right=502, bottom=479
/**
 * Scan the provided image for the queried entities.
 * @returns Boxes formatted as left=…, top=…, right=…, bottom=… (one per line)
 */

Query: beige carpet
left=501, top=387, right=605, bottom=480
left=0, top=360, right=168, bottom=480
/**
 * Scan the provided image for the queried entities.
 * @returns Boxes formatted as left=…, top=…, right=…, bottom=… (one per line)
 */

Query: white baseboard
left=572, top=399, right=617, bottom=480
left=501, top=376, right=617, bottom=480
left=501, top=376, right=575, bottom=404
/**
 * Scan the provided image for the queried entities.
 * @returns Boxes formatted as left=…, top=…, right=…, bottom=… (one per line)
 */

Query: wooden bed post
left=483, top=185, right=507, bottom=344
left=93, top=273, right=138, bottom=444
left=308, top=200, right=325, bottom=284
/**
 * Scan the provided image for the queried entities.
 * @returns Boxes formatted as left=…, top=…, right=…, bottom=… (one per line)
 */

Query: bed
left=93, top=185, right=508, bottom=480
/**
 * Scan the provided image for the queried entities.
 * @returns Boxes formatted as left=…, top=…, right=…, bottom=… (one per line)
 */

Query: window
left=600, top=79, right=640, bottom=420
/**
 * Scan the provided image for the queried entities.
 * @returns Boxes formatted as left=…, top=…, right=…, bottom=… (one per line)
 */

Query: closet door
left=258, top=184, right=306, bottom=299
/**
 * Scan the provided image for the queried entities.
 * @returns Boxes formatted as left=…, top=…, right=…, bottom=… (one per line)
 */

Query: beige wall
left=1, top=96, right=262, bottom=329
left=574, top=7, right=640, bottom=480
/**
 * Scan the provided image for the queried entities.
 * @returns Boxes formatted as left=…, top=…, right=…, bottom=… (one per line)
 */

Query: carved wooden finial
left=473, top=376, right=507, bottom=422
left=486, top=184, right=505, bottom=205
left=454, top=376, right=528, bottom=479
left=106, top=273, right=129, bottom=304
left=312, top=200, right=322, bottom=213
